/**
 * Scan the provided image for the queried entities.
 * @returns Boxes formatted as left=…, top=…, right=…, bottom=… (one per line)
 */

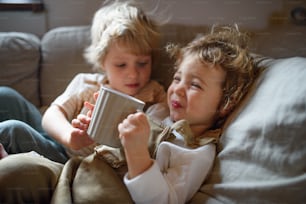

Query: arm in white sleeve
left=124, top=142, right=216, bottom=204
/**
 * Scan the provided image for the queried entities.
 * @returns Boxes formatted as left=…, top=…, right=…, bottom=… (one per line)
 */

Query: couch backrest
left=40, top=26, right=92, bottom=107
left=1, top=23, right=306, bottom=108
left=0, top=32, right=41, bottom=107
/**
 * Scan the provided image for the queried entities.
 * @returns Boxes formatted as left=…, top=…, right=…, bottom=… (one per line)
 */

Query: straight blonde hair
left=84, top=0, right=160, bottom=71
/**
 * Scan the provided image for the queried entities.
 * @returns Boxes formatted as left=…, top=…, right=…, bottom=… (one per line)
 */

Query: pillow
left=190, top=57, right=306, bottom=204
left=0, top=32, right=40, bottom=107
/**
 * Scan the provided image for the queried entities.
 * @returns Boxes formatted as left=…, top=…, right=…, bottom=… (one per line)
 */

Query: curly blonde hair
left=166, top=25, right=259, bottom=128
left=84, top=0, right=160, bottom=71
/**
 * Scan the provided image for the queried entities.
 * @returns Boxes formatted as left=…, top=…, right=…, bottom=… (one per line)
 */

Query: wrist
left=124, top=148, right=153, bottom=179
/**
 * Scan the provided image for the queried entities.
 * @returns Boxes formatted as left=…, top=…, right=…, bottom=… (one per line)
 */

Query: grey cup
left=87, top=87, right=145, bottom=147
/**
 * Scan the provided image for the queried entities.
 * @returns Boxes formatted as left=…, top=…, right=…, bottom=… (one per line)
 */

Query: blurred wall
left=0, top=0, right=305, bottom=37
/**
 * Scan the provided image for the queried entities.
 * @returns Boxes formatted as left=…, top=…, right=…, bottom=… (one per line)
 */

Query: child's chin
left=170, top=115, right=183, bottom=122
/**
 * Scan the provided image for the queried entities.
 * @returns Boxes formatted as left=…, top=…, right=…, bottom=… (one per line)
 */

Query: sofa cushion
left=190, top=57, right=306, bottom=203
left=40, top=26, right=93, bottom=107
left=0, top=32, right=40, bottom=107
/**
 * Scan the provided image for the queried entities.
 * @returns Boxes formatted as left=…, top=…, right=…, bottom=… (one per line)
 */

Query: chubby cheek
left=107, top=77, right=122, bottom=89
left=139, top=69, right=151, bottom=84
left=166, top=87, right=172, bottom=105
left=192, top=96, right=222, bottom=124
left=167, top=86, right=175, bottom=109
left=104, top=69, right=120, bottom=82
left=140, top=74, right=150, bottom=88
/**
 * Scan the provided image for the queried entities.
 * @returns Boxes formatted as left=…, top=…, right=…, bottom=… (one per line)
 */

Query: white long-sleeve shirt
left=124, top=132, right=216, bottom=204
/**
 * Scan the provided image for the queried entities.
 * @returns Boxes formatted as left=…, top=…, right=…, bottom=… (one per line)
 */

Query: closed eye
left=137, top=61, right=149, bottom=67
left=173, top=75, right=181, bottom=83
left=191, top=82, right=202, bottom=89
left=116, top=63, right=126, bottom=68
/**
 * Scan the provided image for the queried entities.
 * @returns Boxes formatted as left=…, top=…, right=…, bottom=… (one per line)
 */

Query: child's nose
left=173, top=82, right=186, bottom=97
left=127, top=66, right=139, bottom=79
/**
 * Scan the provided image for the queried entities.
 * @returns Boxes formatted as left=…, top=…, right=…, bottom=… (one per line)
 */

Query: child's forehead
left=104, top=41, right=151, bottom=60
left=109, top=41, right=132, bottom=52
left=178, top=54, right=212, bottom=68
left=109, top=39, right=151, bottom=55
left=176, top=55, right=225, bottom=81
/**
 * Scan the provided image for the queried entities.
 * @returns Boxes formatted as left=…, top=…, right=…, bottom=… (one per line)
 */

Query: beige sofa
left=0, top=24, right=306, bottom=203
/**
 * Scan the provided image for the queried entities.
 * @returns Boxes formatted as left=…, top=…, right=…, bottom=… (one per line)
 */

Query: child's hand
left=66, top=90, right=99, bottom=150
left=118, top=112, right=152, bottom=178
left=118, top=112, right=150, bottom=150
left=83, top=91, right=99, bottom=117
left=84, top=101, right=94, bottom=117
left=69, top=113, right=94, bottom=150
left=71, top=113, right=91, bottom=131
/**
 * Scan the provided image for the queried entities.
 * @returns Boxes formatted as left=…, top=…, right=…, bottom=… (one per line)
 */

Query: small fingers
left=94, top=91, right=99, bottom=101
left=71, top=115, right=90, bottom=130
left=71, top=118, right=79, bottom=127
left=84, top=101, right=95, bottom=117
left=84, top=101, right=94, bottom=111
left=125, top=111, right=145, bottom=120
left=77, top=114, right=90, bottom=123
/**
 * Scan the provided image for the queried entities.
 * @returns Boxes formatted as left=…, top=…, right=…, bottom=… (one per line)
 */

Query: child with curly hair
left=118, top=24, right=258, bottom=203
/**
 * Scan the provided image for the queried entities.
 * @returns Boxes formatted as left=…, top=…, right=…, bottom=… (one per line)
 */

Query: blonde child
left=0, top=0, right=166, bottom=163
